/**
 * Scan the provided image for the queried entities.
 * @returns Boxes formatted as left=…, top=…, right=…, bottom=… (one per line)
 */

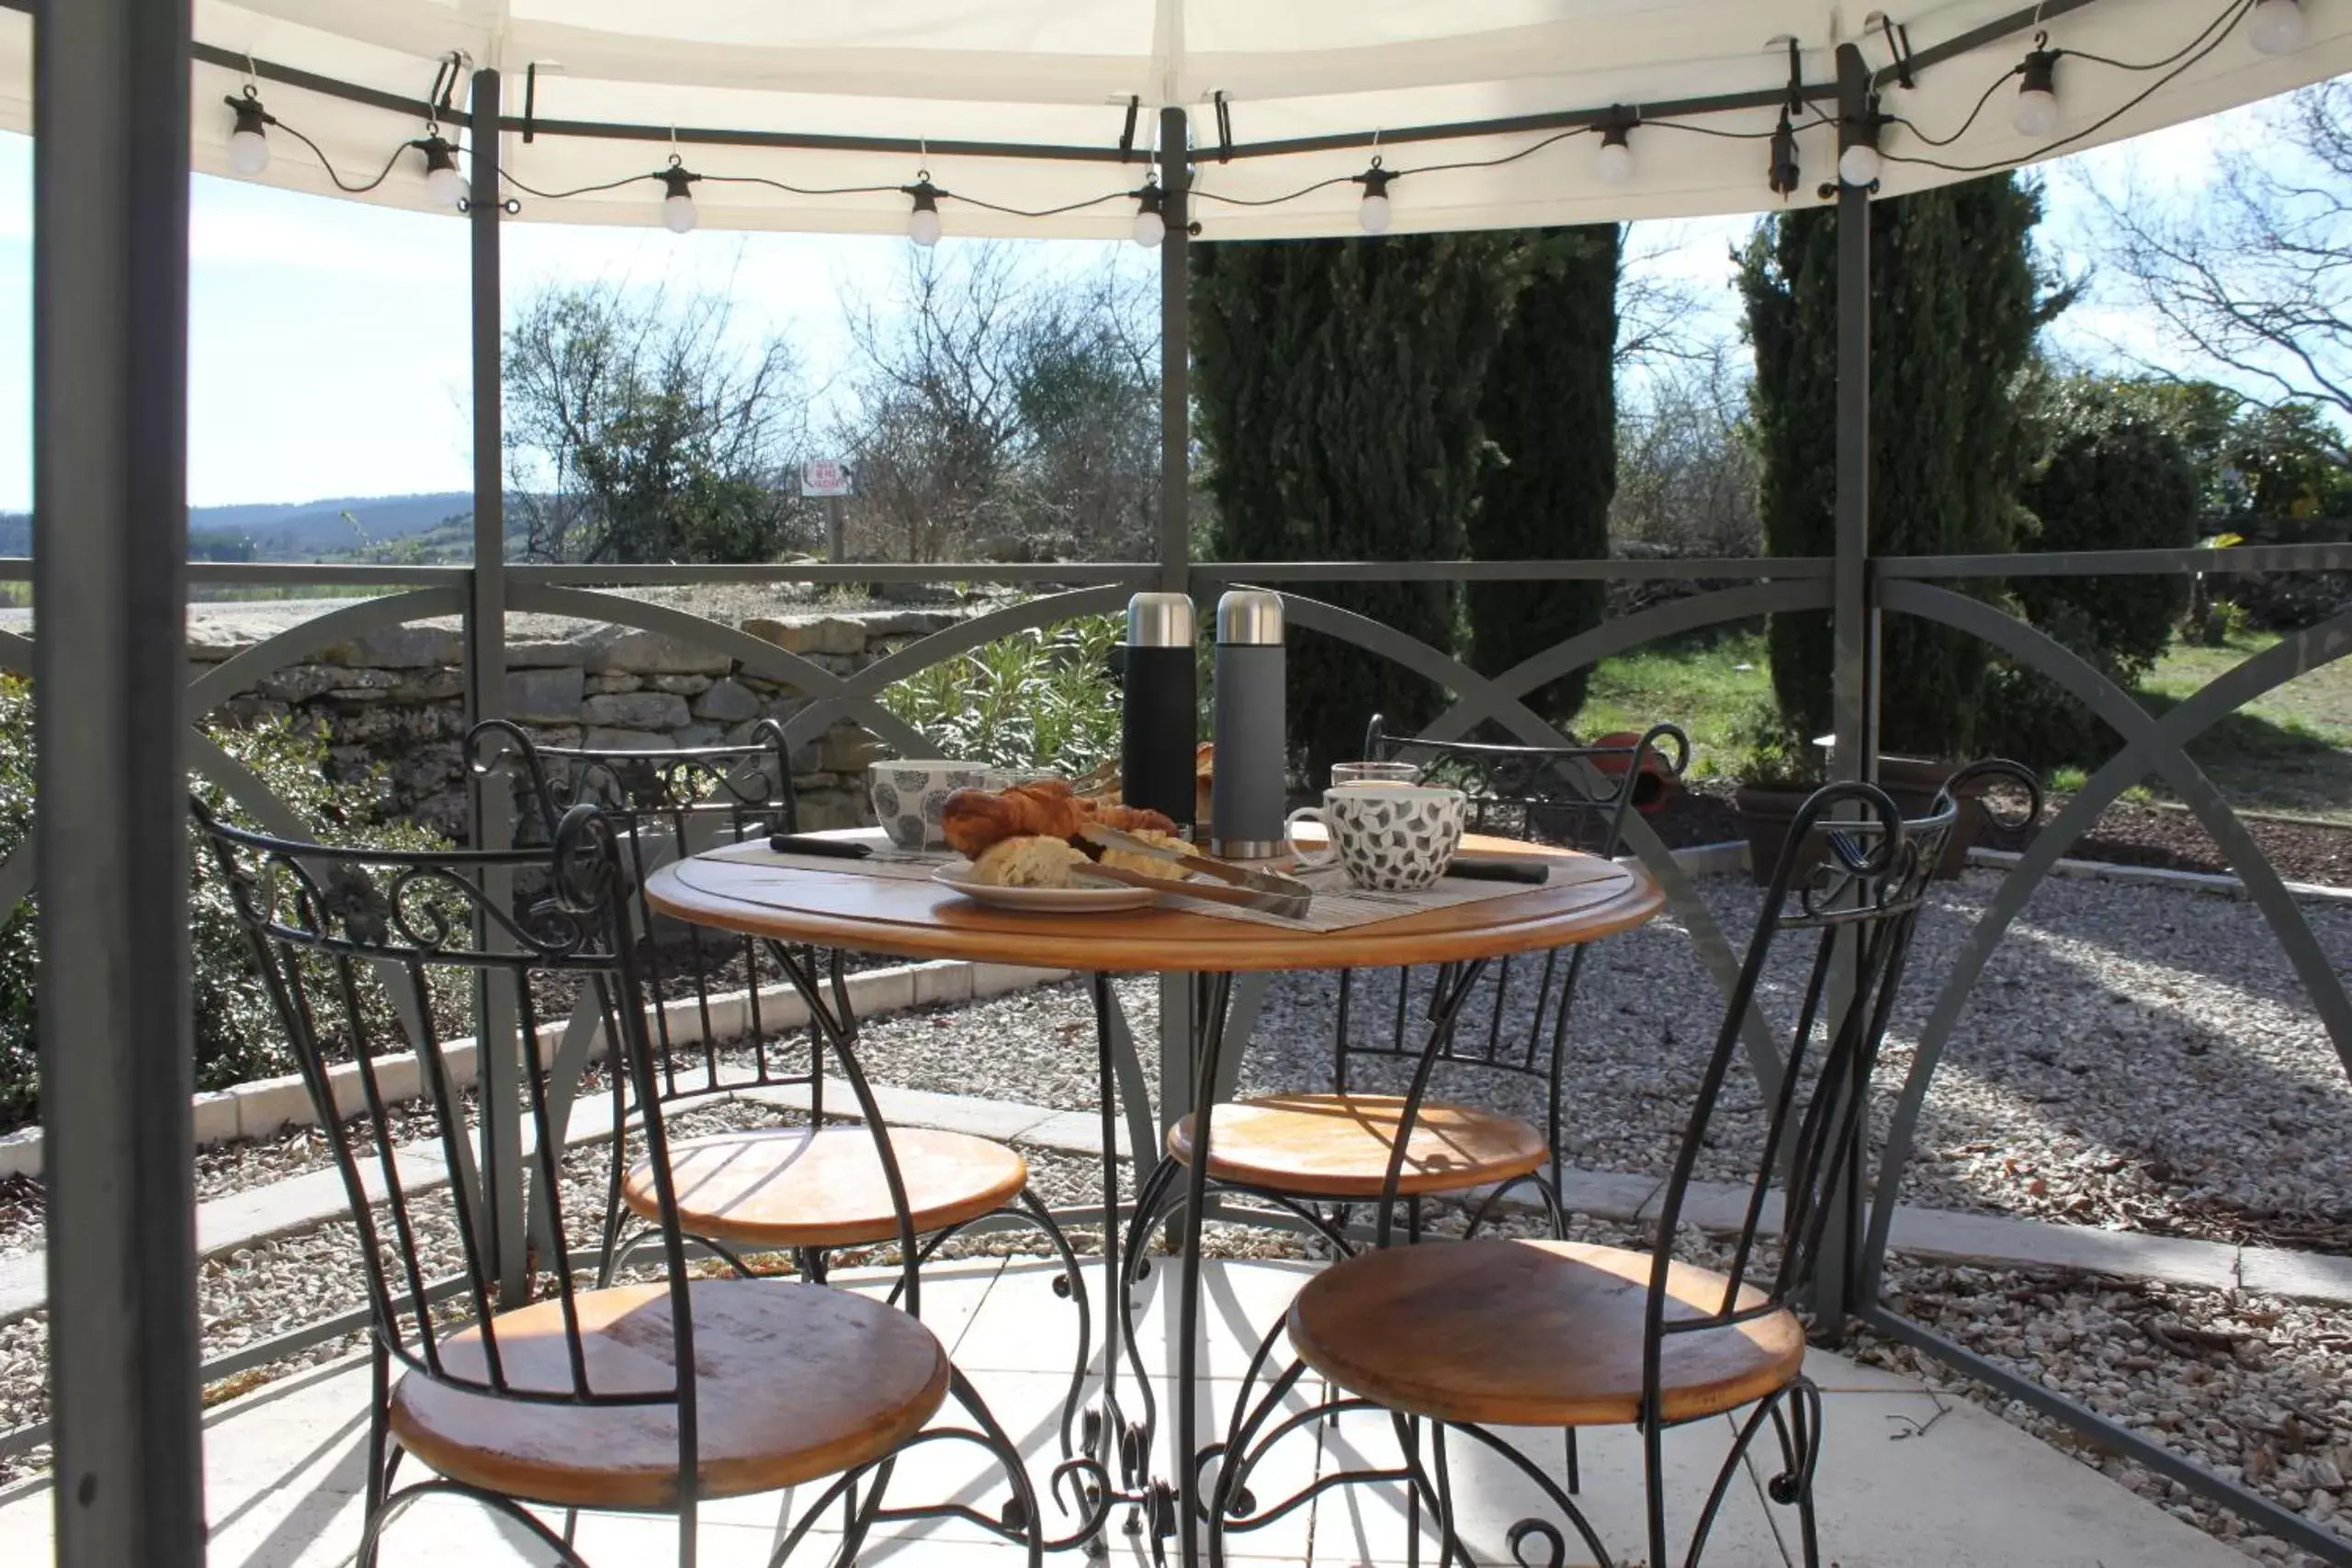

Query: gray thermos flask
left=1119, top=592, right=1198, bottom=829
left=1211, top=589, right=1285, bottom=859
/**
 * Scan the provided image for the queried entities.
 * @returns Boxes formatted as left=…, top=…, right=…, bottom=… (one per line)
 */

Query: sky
left=0, top=100, right=2273, bottom=513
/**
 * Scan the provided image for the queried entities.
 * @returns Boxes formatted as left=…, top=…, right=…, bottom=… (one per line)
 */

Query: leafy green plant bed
left=0, top=677, right=447, bottom=1132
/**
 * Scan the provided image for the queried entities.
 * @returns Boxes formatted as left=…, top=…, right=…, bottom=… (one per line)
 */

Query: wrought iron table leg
left=1087, top=974, right=1148, bottom=1551
left=1172, top=972, right=1236, bottom=1568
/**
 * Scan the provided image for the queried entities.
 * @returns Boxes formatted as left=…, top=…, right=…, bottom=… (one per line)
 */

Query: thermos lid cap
left=1216, top=589, right=1284, bottom=644
left=1126, top=592, right=1195, bottom=647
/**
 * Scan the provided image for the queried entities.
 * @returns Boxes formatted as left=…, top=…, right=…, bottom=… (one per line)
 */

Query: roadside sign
left=800, top=459, right=854, bottom=497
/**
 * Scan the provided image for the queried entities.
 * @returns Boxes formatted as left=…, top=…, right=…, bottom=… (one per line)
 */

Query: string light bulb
left=1838, top=110, right=1883, bottom=187
left=1594, top=119, right=1634, bottom=185
left=225, top=91, right=272, bottom=177
left=2250, top=0, right=2307, bottom=53
left=659, top=164, right=699, bottom=233
left=1131, top=183, right=1166, bottom=247
left=2013, top=50, right=2061, bottom=137
left=1356, top=164, right=1396, bottom=235
left=415, top=133, right=464, bottom=206
left=905, top=179, right=943, bottom=246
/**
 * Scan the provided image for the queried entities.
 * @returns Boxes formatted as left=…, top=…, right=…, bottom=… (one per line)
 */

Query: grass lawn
left=1577, top=628, right=1773, bottom=782
left=1568, top=625, right=2352, bottom=820
left=2136, top=630, right=2352, bottom=821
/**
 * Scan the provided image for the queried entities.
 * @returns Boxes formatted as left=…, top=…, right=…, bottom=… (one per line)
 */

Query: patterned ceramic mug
left=868, top=761, right=1007, bottom=851
left=1283, top=783, right=1467, bottom=891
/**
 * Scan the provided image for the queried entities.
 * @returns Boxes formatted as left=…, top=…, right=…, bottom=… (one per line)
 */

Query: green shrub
left=1725, top=702, right=1823, bottom=791
left=2018, top=416, right=2199, bottom=679
left=1469, top=225, right=1617, bottom=724
left=1980, top=599, right=2124, bottom=771
left=876, top=615, right=1125, bottom=775
left=1193, top=232, right=1517, bottom=786
left=1741, top=175, right=2050, bottom=759
left=0, top=677, right=446, bottom=1132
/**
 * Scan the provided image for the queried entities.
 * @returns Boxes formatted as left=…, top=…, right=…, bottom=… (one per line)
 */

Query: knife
left=1077, top=824, right=1316, bottom=920
left=767, top=833, right=873, bottom=860
left=1445, top=859, right=1549, bottom=885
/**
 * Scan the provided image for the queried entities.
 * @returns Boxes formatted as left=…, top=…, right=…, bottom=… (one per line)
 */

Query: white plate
left=933, top=862, right=1159, bottom=912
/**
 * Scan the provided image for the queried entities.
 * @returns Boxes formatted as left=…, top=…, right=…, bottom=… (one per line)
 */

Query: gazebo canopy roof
left=4, top=1, right=2347, bottom=237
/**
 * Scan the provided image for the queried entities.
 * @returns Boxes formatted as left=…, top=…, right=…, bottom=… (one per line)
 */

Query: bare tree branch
left=2075, top=79, right=2352, bottom=465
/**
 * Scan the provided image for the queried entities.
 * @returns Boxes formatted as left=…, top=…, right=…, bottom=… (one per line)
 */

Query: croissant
left=943, top=784, right=1180, bottom=857
left=1091, top=803, right=1179, bottom=837
left=943, top=782, right=1092, bottom=856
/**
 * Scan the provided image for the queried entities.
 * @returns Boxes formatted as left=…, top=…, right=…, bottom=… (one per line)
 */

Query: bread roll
left=1097, top=829, right=1192, bottom=878
left=970, top=835, right=1087, bottom=888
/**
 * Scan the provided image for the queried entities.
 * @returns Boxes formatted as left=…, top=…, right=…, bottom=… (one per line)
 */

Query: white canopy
left=3, top=1, right=2347, bottom=238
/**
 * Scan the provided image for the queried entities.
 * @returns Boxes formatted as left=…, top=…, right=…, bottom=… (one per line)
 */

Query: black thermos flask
left=1120, top=592, right=1197, bottom=829
left=1211, top=589, right=1285, bottom=859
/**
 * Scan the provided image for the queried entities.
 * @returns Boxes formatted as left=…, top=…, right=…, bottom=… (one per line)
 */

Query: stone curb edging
left=0, top=958, right=1069, bottom=1184
left=1690, top=834, right=2350, bottom=905
left=1966, top=844, right=2352, bottom=905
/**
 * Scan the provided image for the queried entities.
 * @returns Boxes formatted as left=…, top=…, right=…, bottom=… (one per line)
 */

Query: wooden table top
left=641, top=833, right=1664, bottom=976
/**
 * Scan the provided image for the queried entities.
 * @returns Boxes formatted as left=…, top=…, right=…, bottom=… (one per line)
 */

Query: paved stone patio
left=0, top=1256, right=2256, bottom=1566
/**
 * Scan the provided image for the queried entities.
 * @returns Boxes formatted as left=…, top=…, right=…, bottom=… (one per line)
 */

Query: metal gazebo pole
left=1156, top=105, right=1202, bottom=1142
left=1811, top=38, right=1883, bottom=1332
left=35, top=0, right=206, bottom=1562
left=1159, top=104, right=1191, bottom=596
left=461, top=66, right=528, bottom=1302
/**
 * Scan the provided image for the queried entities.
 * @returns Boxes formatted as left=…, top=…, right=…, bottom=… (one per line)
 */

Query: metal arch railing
left=1883, top=583, right=2352, bottom=1072
left=1419, top=580, right=1837, bottom=746
left=1830, top=580, right=2352, bottom=1568
left=1861, top=592, right=2352, bottom=1291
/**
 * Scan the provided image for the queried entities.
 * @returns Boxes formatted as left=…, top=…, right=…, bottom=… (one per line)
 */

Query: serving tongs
left=1076, top=823, right=1315, bottom=920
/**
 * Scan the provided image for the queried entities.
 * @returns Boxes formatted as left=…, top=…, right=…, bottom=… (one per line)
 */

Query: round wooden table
left=642, top=834, right=1664, bottom=1564
left=644, top=831, right=1662, bottom=974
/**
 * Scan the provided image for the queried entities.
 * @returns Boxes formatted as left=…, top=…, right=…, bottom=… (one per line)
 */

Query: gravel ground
left=1859, top=1255, right=2352, bottom=1568
left=846, top=868, right=2352, bottom=1251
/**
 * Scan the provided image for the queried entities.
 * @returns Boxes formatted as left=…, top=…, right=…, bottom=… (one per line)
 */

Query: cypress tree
left=1193, top=233, right=1516, bottom=785
left=1739, top=174, right=2046, bottom=757
left=1468, top=225, right=1618, bottom=724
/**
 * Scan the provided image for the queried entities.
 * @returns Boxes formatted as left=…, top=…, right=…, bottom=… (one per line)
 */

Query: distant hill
left=0, top=492, right=480, bottom=558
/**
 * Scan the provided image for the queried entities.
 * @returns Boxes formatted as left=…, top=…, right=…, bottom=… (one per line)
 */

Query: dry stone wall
left=191, top=599, right=968, bottom=839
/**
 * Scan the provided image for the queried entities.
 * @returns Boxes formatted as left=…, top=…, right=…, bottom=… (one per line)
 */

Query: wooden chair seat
left=1166, top=1092, right=1548, bottom=1199
left=388, top=1279, right=949, bottom=1509
left=623, top=1126, right=1029, bottom=1249
left=1286, top=1237, right=1806, bottom=1428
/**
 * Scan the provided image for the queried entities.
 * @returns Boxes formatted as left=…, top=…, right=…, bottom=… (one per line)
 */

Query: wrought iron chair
left=1139, top=720, right=1690, bottom=1262
left=189, top=795, right=1057, bottom=1566
left=467, top=722, right=1092, bottom=1454
left=1204, top=761, right=2042, bottom=1568
left=1107, top=722, right=1688, bottom=1529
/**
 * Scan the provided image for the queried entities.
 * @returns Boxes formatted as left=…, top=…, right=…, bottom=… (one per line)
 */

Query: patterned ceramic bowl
left=868, top=761, right=1006, bottom=851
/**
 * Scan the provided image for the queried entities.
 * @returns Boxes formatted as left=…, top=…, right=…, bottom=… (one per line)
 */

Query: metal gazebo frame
left=29, top=1, right=2352, bottom=1563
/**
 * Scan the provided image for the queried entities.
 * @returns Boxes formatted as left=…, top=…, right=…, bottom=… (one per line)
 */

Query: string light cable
left=1880, top=0, right=2259, bottom=175
left=215, top=0, right=2293, bottom=224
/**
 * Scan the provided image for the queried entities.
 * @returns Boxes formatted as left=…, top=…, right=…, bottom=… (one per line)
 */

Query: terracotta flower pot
left=1874, top=755, right=1975, bottom=880
left=1586, top=731, right=1679, bottom=815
